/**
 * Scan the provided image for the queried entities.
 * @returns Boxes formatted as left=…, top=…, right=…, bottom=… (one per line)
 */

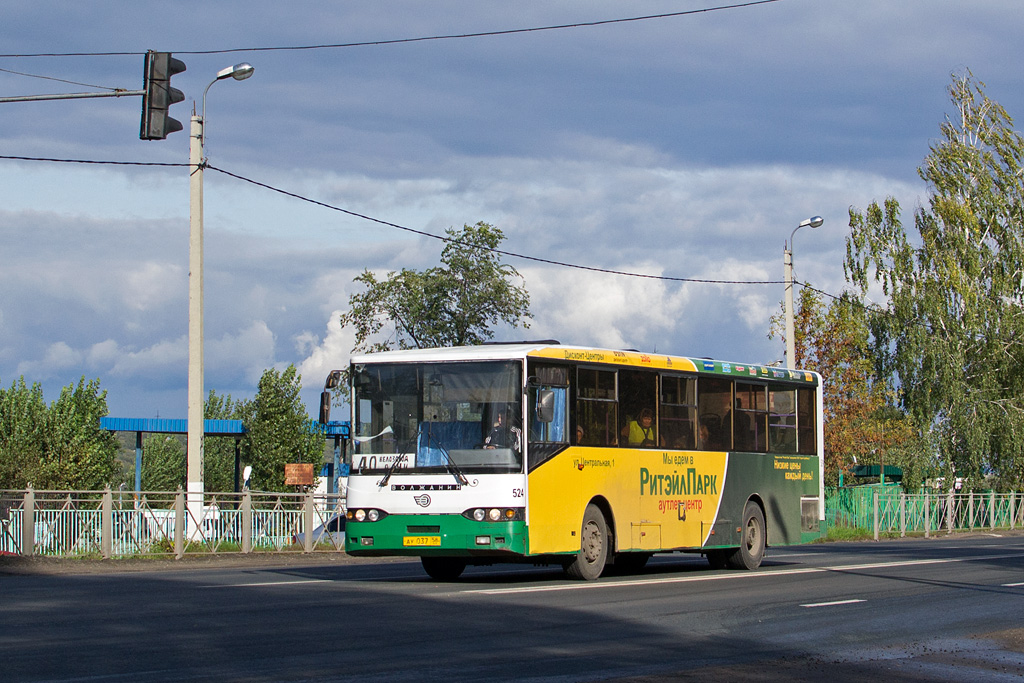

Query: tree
left=239, top=365, right=323, bottom=492
left=0, top=376, right=120, bottom=490
left=39, top=377, right=120, bottom=490
left=140, top=434, right=185, bottom=492
left=847, top=71, right=1024, bottom=490
left=0, top=378, right=48, bottom=489
left=133, top=390, right=240, bottom=493
left=203, top=390, right=242, bottom=493
left=340, top=222, right=532, bottom=354
left=770, top=288, right=924, bottom=488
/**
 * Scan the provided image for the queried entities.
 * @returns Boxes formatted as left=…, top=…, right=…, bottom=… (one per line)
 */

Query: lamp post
left=187, top=63, right=254, bottom=526
left=784, top=215, right=823, bottom=368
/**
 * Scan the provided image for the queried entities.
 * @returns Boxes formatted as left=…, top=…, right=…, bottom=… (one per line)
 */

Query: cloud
left=296, top=311, right=355, bottom=389
left=3, top=1, right=1021, bottom=418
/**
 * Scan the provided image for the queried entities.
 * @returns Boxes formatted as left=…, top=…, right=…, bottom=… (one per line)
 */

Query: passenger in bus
left=699, top=422, right=711, bottom=449
left=484, top=409, right=522, bottom=451
left=669, top=421, right=695, bottom=450
left=623, top=408, right=661, bottom=447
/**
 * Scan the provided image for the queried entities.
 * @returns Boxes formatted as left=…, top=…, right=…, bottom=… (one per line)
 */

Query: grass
left=819, top=525, right=873, bottom=542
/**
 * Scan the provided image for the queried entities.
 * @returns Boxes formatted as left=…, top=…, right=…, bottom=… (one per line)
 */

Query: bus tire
left=727, top=502, right=766, bottom=570
left=565, top=504, right=609, bottom=581
left=421, top=556, right=467, bottom=581
left=705, top=549, right=729, bottom=569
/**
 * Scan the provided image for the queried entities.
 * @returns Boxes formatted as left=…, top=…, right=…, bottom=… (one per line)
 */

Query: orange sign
left=285, top=463, right=315, bottom=486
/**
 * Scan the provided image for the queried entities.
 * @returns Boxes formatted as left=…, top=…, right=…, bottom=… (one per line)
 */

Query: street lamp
left=187, top=63, right=254, bottom=527
left=784, top=215, right=823, bottom=368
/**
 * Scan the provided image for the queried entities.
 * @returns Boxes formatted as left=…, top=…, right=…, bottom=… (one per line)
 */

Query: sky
left=2, top=0, right=1022, bottom=419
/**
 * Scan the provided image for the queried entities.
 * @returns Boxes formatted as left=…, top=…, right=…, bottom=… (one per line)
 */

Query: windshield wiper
left=377, top=440, right=412, bottom=488
left=424, top=423, right=469, bottom=486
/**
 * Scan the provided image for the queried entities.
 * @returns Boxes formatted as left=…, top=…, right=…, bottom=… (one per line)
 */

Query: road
left=1, top=533, right=1022, bottom=682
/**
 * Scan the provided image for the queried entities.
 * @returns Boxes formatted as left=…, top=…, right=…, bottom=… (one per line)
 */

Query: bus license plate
left=403, top=536, right=441, bottom=547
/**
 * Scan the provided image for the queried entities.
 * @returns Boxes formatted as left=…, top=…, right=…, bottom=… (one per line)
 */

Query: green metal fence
left=0, top=488, right=345, bottom=558
left=826, top=486, right=1022, bottom=539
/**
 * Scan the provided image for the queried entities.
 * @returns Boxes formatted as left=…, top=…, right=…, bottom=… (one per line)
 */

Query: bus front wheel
left=727, top=502, right=765, bottom=570
left=565, top=504, right=609, bottom=580
left=421, top=556, right=467, bottom=581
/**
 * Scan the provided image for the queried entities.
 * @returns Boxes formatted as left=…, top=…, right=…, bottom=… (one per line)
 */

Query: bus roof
left=349, top=343, right=819, bottom=386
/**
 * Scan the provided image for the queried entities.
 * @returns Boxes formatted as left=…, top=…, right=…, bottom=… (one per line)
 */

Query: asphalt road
left=1, top=533, right=1022, bottom=682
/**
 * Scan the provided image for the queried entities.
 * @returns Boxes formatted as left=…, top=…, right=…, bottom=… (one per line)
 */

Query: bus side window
left=734, top=383, right=767, bottom=453
left=619, top=369, right=658, bottom=448
left=577, top=367, right=618, bottom=446
left=530, top=386, right=567, bottom=443
left=698, top=377, right=732, bottom=450
left=796, top=388, right=817, bottom=455
left=768, top=388, right=797, bottom=454
left=660, top=374, right=697, bottom=450
left=528, top=364, right=569, bottom=443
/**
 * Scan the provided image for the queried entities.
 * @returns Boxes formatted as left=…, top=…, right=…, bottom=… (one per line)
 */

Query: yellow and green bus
left=335, top=342, right=823, bottom=580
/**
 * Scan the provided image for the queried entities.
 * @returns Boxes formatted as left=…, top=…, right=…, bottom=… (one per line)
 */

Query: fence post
left=990, top=490, right=996, bottom=530
left=924, top=492, right=930, bottom=538
left=969, top=491, right=975, bottom=529
left=22, top=487, right=35, bottom=557
left=241, top=491, right=252, bottom=554
left=873, top=490, right=879, bottom=541
left=947, top=491, right=953, bottom=534
left=304, top=491, right=314, bottom=553
left=1012, top=492, right=1016, bottom=531
left=900, top=492, right=906, bottom=537
left=101, top=487, right=113, bottom=559
left=174, top=489, right=185, bottom=559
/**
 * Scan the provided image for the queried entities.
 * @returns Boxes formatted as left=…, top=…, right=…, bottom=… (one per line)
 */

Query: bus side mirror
left=319, top=390, right=332, bottom=424
left=536, top=390, right=555, bottom=423
left=324, top=370, right=344, bottom=390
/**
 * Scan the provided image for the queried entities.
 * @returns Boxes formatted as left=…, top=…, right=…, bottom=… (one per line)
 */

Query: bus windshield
left=351, top=360, right=523, bottom=475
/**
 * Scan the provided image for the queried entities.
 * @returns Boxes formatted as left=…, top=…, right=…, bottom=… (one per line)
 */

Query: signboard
left=285, top=463, right=315, bottom=486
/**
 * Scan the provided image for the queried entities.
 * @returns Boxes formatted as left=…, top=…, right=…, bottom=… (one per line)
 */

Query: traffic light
left=140, top=51, right=186, bottom=140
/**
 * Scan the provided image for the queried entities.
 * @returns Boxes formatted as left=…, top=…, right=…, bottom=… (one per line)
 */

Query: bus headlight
left=462, top=507, right=524, bottom=522
left=347, top=508, right=387, bottom=522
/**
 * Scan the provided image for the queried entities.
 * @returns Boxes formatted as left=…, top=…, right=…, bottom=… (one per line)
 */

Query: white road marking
left=801, top=599, right=866, bottom=608
left=463, top=551, right=1024, bottom=595
left=202, top=578, right=335, bottom=588
left=1002, top=582, right=1024, bottom=587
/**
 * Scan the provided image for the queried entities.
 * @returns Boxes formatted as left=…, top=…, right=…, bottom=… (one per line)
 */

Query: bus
left=327, top=342, right=824, bottom=580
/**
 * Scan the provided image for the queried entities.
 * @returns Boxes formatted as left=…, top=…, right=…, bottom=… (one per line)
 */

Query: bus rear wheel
left=705, top=549, right=729, bottom=569
left=421, top=556, right=467, bottom=581
left=565, top=504, right=609, bottom=581
left=727, top=502, right=766, bottom=570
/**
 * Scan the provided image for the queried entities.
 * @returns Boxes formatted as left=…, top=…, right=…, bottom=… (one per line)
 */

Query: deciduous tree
left=771, top=289, right=924, bottom=488
left=340, top=222, right=532, bottom=353
left=847, top=71, right=1024, bottom=490
left=239, top=365, right=323, bottom=492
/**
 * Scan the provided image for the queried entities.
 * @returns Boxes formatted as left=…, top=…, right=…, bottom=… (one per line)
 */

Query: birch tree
left=846, top=71, right=1024, bottom=490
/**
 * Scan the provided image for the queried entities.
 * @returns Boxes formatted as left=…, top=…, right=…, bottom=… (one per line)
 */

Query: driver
left=484, top=409, right=522, bottom=451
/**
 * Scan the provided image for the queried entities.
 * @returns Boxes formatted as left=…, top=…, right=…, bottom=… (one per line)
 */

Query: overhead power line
left=0, top=1, right=781, bottom=59
left=0, top=152, right=790, bottom=287
left=205, top=163, right=788, bottom=287
left=0, top=66, right=120, bottom=91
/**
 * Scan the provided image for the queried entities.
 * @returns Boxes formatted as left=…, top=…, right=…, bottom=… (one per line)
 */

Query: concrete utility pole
left=186, top=63, right=254, bottom=530
left=784, top=215, right=823, bottom=368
